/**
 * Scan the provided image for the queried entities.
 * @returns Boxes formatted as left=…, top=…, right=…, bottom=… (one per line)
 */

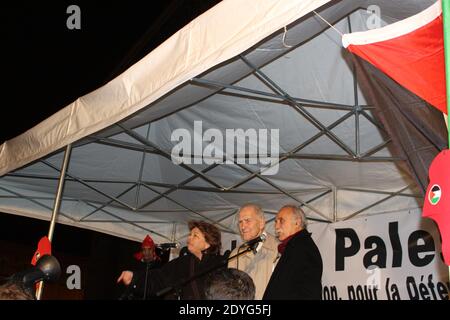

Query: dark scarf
left=277, top=230, right=301, bottom=254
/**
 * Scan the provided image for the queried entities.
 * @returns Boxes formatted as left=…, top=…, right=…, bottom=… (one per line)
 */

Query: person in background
left=0, top=279, right=34, bottom=300
left=263, top=205, right=323, bottom=300
left=204, top=268, right=255, bottom=300
left=118, top=220, right=224, bottom=299
left=117, top=235, right=163, bottom=299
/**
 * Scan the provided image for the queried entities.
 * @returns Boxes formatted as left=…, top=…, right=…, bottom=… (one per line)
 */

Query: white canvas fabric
left=0, top=0, right=438, bottom=250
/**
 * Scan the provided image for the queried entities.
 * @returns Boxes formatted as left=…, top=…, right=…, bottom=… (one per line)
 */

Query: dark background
left=0, top=0, right=220, bottom=142
left=0, top=0, right=220, bottom=299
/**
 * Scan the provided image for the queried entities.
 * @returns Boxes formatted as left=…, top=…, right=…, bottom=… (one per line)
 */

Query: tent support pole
left=443, top=0, right=450, bottom=143
left=348, top=15, right=362, bottom=158
left=36, top=143, right=72, bottom=300
left=441, top=0, right=450, bottom=277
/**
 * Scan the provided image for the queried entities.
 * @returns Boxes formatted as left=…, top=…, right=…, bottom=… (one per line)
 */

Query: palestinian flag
left=342, top=0, right=447, bottom=114
left=429, top=185, right=442, bottom=205
left=423, top=149, right=450, bottom=265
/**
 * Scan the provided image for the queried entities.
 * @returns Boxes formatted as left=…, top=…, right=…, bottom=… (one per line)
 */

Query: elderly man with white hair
left=228, top=203, right=278, bottom=300
left=263, top=204, right=323, bottom=300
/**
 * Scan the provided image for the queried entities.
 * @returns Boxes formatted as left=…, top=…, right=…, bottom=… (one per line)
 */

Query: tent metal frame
left=0, top=10, right=422, bottom=244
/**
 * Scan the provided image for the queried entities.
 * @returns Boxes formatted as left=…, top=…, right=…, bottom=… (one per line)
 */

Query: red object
left=343, top=1, right=447, bottom=114
left=134, top=235, right=159, bottom=261
left=422, top=149, right=450, bottom=265
left=31, top=236, right=51, bottom=266
left=133, top=251, right=144, bottom=261
left=277, top=231, right=301, bottom=255
left=141, top=235, right=155, bottom=249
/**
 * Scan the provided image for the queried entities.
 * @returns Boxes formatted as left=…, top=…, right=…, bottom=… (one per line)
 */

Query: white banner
left=309, top=209, right=449, bottom=300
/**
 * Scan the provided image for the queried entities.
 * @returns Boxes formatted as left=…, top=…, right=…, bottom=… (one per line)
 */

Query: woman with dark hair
left=187, top=220, right=222, bottom=256
left=117, top=220, right=225, bottom=300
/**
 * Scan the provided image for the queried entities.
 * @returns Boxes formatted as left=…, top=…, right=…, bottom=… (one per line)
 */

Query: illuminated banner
left=309, top=209, right=449, bottom=300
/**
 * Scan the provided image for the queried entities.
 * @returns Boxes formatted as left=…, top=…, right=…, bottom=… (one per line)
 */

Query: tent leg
left=36, top=144, right=72, bottom=300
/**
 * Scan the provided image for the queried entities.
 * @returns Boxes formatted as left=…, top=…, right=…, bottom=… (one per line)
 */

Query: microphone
left=240, top=234, right=266, bottom=249
left=12, top=255, right=61, bottom=288
left=156, top=243, right=179, bottom=250
left=36, top=255, right=61, bottom=282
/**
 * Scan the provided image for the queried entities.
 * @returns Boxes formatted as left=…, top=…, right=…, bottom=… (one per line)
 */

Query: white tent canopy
left=0, top=0, right=436, bottom=247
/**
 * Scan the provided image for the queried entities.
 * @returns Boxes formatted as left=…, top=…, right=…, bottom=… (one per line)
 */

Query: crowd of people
left=116, top=203, right=323, bottom=300
left=0, top=203, right=322, bottom=300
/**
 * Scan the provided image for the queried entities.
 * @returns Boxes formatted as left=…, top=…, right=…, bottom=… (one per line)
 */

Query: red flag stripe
left=342, top=1, right=447, bottom=114
left=342, top=1, right=442, bottom=47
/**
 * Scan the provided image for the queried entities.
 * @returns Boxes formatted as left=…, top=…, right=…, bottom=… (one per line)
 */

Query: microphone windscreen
left=9, top=255, right=61, bottom=290
left=36, top=255, right=61, bottom=282
left=12, top=268, right=44, bottom=288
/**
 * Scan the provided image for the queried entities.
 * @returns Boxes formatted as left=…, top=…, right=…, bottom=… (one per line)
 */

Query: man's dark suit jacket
left=263, top=229, right=323, bottom=300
